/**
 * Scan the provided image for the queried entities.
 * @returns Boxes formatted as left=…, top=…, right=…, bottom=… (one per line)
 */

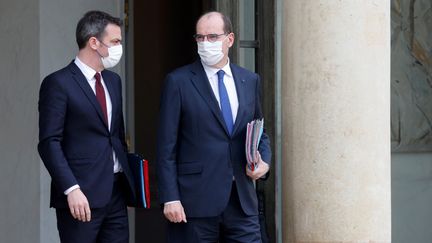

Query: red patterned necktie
left=94, top=72, right=108, bottom=125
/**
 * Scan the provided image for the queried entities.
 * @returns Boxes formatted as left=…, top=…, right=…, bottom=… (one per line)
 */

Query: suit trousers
left=56, top=174, right=129, bottom=243
left=166, top=182, right=261, bottom=243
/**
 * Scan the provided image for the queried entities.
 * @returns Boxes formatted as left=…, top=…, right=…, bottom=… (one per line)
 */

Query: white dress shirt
left=201, top=59, right=239, bottom=123
left=64, top=57, right=122, bottom=195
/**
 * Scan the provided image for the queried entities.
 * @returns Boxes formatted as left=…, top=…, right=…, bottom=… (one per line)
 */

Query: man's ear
left=227, top=32, right=235, bottom=48
left=88, top=37, right=99, bottom=50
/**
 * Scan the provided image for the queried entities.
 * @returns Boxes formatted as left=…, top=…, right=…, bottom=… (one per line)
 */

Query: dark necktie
left=94, top=72, right=108, bottom=125
left=217, top=70, right=233, bottom=135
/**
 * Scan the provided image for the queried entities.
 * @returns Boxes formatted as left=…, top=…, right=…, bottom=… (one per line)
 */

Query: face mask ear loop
left=95, top=39, right=108, bottom=59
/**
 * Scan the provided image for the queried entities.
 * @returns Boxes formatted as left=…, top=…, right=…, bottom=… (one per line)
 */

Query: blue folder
left=127, top=153, right=150, bottom=208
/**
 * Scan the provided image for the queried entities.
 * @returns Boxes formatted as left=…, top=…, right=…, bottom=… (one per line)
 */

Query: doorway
left=130, top=1, right=212, bottom=242
left=128, top=0, right=276, bottom=242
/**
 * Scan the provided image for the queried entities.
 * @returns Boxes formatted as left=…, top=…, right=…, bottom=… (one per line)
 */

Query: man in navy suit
left=157, top=11, right=272, bottom=242
left=38, top=11, right=134, bottom=243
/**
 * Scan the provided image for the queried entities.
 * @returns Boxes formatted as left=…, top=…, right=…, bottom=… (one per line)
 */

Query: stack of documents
left=245, top=118, right=264, bottom=171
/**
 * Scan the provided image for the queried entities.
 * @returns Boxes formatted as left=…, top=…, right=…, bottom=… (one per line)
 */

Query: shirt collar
left=74, top=56, right=98, bottom=81
left=201, top=59, right=233, bottom=78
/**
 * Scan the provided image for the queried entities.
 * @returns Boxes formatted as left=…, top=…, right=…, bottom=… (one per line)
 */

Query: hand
left=67, top=188, right=91, bottom=222
left=163, top=201, right=187, bottom=223
left=246, top=152, right=269, bottom=180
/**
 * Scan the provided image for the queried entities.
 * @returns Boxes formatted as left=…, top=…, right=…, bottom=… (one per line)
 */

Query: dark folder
left=127, top=153, right=151, bottom=208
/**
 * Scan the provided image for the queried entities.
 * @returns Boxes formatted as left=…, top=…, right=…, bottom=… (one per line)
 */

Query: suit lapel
left=102, top=71, right=117, bottom=132
left=69, top=62, right=109, bottom=130
left=189, top=61, right=231, bottom=136
left=230, top=63, right=247, bottom=136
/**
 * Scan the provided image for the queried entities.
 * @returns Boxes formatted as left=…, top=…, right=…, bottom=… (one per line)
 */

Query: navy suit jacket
left=157, top=60, right=271, bottom=217
left=38, top=61, right=135, bottom=208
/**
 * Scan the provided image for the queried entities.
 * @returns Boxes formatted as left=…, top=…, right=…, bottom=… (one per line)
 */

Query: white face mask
left=197, top=40, right=224, bottom=66
left=98, top=43, right=123, bottom=69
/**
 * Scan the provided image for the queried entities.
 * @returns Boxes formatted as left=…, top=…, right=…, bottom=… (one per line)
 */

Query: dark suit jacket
left=38, top=61, right=135, bottom=208
left=157, top=60, right=271, bottom=217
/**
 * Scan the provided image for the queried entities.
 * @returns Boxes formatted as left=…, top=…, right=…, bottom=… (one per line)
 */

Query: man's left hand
left=246, top=152, right=269, bottom=180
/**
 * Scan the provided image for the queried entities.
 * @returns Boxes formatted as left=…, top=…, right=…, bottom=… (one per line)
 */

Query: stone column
left=280, top=1, right=391, bottom=242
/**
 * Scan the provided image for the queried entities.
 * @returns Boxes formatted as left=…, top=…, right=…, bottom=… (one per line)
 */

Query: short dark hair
left=197, top=11, right=233, bottom=34
left=76, top=10, right=122, bottom=49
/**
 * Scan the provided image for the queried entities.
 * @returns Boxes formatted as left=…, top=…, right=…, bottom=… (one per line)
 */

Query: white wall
left=0, top=0, right=41, bottom=242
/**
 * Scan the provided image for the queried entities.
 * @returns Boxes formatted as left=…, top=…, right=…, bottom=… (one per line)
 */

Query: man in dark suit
left=157, top=11, right=272, bottom=242
left=38, top=10, right=134, bottom=243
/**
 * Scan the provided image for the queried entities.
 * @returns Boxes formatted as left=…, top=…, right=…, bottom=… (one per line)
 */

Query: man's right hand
left=67, top=188, right=91, bottom=222
left=163, top=201, right=187, bottom=223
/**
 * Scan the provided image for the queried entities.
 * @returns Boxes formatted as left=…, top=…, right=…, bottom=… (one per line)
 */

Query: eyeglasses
left=193, top=33, right=227, bottom=43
